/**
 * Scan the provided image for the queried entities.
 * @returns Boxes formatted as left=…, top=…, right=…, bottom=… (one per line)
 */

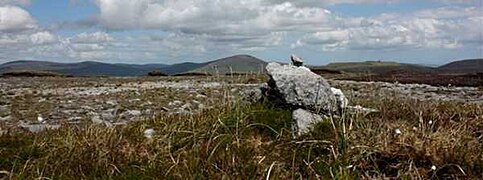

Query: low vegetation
left=1, top=88, right=481, bottom=179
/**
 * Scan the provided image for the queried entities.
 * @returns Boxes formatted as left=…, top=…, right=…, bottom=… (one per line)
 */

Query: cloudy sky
left=0, top=0, right=482, bottom=65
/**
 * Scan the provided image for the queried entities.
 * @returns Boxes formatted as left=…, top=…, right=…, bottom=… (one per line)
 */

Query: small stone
left=37, top=115, right=45, bottom=124
left=181, top=103, right=192, bottom=111
left=101, top=109, right=117, bottom=121
left=331, top=87, right=349, bottom=109
left=395, top=128, right=402, bottom=135
left=292, top=108, right=324, bottom=138
left=91, top=115, right=104, bottom=124
left=195, top=94, right=207, bottom=99
left=144, top=128, right=155, bottom=139
left=347, top=105, right=378, bottom=114
left=67, top=116, right=82, bottom=121
left=240, top=87, right=263, bottom=103
left=0, top=105, right=9, bottom=114
left=169, top=100, right=183, bottom=106
left=0, top=115, right=12, bottom=121
left=18, top=123, right=61, bottom=133
left=106, top=100, right=118, bottom=106
left=126, top=110, right=141, bottom=116
left=291, top=54, right=304, bottom=67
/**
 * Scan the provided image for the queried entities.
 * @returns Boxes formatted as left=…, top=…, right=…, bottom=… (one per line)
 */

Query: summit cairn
left=263, top=55, right=349, bottom=138
left=291, top=54, right=304, bottom=67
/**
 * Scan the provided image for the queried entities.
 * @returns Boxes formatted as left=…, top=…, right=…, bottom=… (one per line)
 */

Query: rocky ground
left=0, top=76, right=481, bottom=133
left=332, top=80, right=483, bottom=104
left=0, top=76, right=261, bottom=133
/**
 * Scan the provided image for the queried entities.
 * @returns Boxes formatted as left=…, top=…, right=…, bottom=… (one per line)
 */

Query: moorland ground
left=0, top=75, right=482, bottom=179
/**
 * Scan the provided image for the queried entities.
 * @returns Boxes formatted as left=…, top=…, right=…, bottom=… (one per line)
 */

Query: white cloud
left=63, top=31, right=116, bottom=60
left=295, top=6, right=482, bottom=51
left=30, top=31, right=57, bottom=45
left=0, top=0, right=30, bottom=6
left=1, top=0, right=481, bottom=63
left=69, top=31, right=113, bottom=44
left=93, top=0, right=337, bottom=56
left=95, top=0, right=336, bottom=33
left=0, top=5, right=36, bottom=32
left=264, top=0, right=400, bottom=7
left=433, top=0, right=483, bottom=5
left=295, top=30, right=350, bottom=51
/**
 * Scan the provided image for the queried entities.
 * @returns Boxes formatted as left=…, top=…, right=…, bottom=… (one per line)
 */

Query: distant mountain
left=0, top=60, right=69, bottom=72
left=321, top=61, right=435, bottom=74
left=0, top=54, right=267, bottom=76
left=0, top=60, right=167, bottom=76
left=437, top=59, right=483, bottom=74
left=158, top=62, right=207, bottom=75
left=192, top=55, right=267, bottom=74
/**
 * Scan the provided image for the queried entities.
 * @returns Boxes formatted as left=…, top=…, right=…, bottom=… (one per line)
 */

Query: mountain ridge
left=1, top=57, right=481, bottom=77
left=437, top=58, right=483, bottom=74
left=0, top=55, right=267, bottom=76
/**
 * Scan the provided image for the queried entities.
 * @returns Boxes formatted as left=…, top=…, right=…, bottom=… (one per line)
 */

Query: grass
left=0, top=90, right=482, bottom=179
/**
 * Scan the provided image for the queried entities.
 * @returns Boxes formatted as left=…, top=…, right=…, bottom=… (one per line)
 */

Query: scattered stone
left=67, top=116, right=82, bottom=122
left=106, top=100, right=118, bottom=106
left=91, top=115, right=104, bottom=124
left=0, top=105, right=8, bottom=113
left=0, top=115, right=12, bottom=121
left=101, top=109, right=118, bottom=121
left=346, top=105, right=379, bottom=114
left=196, top=94, right=207, bottom=99
left=181, top=103, right=192, bottom=111
left=292, top=109, right=324, bottom=138
left=18, top=123, right=61, bottom=133
left=37, top=115, right=45, bottom=124
left=125, top=110, right=142, bottom=117
left=169, top=100, right=183, bottom=106
left=240, top=87, right=263, bottom=103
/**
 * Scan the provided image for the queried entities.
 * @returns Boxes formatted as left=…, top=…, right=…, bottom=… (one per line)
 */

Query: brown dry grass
left=0, top=85, right=482, bottom=179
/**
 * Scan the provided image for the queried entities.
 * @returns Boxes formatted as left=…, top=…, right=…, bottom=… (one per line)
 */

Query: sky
left=0, top=0, right=482, bottom=65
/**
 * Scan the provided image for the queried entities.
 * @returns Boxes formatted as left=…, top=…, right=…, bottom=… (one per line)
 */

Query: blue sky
left=0, top=0, right=482, bottom=65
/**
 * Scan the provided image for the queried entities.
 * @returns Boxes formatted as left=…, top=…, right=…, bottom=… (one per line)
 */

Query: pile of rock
left=262, top=55, right=350, bottom=138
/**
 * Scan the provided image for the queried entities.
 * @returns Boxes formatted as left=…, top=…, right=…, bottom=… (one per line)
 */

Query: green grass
left=0, top=95, right=482, bottom=179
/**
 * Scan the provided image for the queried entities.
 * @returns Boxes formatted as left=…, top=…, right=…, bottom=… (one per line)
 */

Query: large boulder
left=265, top=62, right=338, bottom=113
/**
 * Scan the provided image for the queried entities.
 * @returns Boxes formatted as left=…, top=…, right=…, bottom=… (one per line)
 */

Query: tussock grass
left=0, top=95, right=482, bottom=179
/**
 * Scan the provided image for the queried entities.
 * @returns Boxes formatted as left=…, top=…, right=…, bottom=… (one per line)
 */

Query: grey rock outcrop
left=265, top=62, right=338, bottom=113
left=264, top=60, right=356, bottom=138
